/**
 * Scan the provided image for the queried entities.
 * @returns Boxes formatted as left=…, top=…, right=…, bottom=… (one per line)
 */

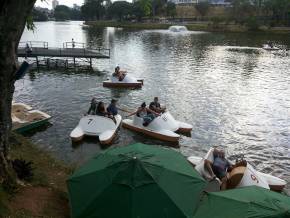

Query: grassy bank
left=85, top=21, right=290, bottom=33
left=0, top=134, right=73, bottom=218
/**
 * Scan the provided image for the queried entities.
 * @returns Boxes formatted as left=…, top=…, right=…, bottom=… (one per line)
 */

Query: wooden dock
left=17, top=41, right=110, bottom=68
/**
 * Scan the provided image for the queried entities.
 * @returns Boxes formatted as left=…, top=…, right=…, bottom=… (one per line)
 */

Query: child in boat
left=149, top=97, right=166, bottom=114
left=127, top=102, right=160, bottom=126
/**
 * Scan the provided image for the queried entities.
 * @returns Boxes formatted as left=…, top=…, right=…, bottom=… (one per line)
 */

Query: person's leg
left=220, top=177, right=227, bottom=190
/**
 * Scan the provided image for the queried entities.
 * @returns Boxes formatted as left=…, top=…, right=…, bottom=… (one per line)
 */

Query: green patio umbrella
left=193, top=186, right=290, bottom=218
left=67, top=143, right=206, bottom=218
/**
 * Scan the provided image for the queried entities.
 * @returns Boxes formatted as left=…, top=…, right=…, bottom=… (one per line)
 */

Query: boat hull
left=103, top=81, right=142, bottom=88
left=122, top=119, right=180, bottom=143
left=70, top=115, right=122, bottom=145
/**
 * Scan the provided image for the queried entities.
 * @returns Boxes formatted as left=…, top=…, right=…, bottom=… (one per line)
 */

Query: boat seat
left=227, top=166, right=246, bottom=189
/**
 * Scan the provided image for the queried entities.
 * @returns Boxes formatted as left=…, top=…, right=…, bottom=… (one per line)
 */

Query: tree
left=195, top=1, right=210, bottom=17
left=54, top=5, right=71, bottom=21
left=166, top=2, right=177, bottom=18
left=81, top=0, right=106, bottom=21
left=32, top=8, right=49, bottom=21
left=0, top=0, right=36, bottom=186
left=107, top=1, right=132, bottom=21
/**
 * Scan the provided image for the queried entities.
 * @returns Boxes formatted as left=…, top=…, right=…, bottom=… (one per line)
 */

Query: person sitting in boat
left=113, top=66, right=126, bottom=81
left=97, top=101, right=117, bottom=124
left=87, top=97, right=98, bottom=115
left=268, top=41, right=273, bottom=48
left=149, top=97, right=166, bottom=114
left=204, top=148, right=233, bottom=190
left=96, top=102, right=109, bottom=116
left=127, top=102, right=160, bottom=126
left=107, top=99, right=119, bottom=116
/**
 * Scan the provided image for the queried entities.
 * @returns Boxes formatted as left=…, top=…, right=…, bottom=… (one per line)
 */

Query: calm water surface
left=16, top=21, right=290, bottom=191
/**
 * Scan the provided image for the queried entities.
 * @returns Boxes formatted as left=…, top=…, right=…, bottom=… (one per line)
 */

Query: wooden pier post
left=90, top=58, right=92, bottom=68
left=73, top=57, right=76, bottom=67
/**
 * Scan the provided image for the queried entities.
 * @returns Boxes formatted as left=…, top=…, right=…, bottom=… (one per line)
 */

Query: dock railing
left=19, top=41, right=48, bottom=49
left=18, top=41, right=110, bottom=59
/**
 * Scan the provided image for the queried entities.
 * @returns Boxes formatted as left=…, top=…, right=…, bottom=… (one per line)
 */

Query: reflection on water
left=17, top=21, right=290, bottom=191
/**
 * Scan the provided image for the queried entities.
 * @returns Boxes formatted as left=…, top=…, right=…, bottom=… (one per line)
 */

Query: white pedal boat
left=103, top=74, right=143, bottom=88
left=262, top=44, right=280, bottom=51
left=70, top=115, right=122, bottom=145
left=187, top=148, right=287, bottom=192
left=122, top=111, right=192, bottom=143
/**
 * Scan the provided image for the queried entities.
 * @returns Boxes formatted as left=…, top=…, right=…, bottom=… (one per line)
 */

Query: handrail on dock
left=19, top=41, right=48, bottom=49
left=63, top=41, right=85, bottom=49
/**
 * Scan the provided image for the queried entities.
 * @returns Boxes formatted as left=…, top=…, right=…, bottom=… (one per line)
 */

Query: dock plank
left=17, top=47, right=110, bottom=59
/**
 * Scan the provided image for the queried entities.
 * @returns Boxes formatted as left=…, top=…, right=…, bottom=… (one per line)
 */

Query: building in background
left=52, top=0, right=59, bottom=10
left=168, top=0, right=231, bottom=5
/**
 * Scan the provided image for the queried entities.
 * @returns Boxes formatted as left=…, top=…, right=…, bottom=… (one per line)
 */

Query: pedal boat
left=103, top=75, right=143, bottom=88
left=262, top=44, right=280, bottom=51
left=12, top=102, right=51, bottom=133
left=187, top=148, right=287, bottom=192
left=122, top=111, right=192, bottom=142
left=70, top=114, right=122, bottom=145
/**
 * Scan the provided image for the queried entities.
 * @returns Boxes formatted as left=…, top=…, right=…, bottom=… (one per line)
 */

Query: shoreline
left=0, top=134, right=72, bottom=217
left=85, top=21, right=290, bottom=34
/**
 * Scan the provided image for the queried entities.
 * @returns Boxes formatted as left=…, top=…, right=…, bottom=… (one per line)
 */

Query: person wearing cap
left=126, top=102, right=160, bottom=126
left=107, top=99, right=119, bottom=116
left=149, top=97, right=166, bottom=114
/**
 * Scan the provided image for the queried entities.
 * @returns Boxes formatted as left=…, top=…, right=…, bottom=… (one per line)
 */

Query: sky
left=35, top=0, right=84, bottom=9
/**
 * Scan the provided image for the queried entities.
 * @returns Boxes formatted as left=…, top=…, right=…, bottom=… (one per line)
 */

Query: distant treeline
left=81, top=0, right=177, bottom=21
left=33, top=5, right=82, bottom=21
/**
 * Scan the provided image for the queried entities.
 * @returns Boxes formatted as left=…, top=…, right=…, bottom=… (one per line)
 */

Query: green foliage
left=54, top=5, right=82, bottom=21
left=32, top=8, right=48, bottom=21
left=139, top=0, right=152, bottom=17
left=54, top=5, right=71, bottom=21
left=195, top=1, right=210, bottom=17
left=107, top=1, right=132, bottom=21
left=166, top=2, right=176, bottom=18
left=245, top=16, right=260, bottom=30
left=26, top=15, right=35, bottom=30
left=81, top=0, right=106, bottom=20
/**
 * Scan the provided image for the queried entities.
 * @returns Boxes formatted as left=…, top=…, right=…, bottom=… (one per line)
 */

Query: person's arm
left=87, top=105, right=92, bottom=115
left=204, top=160, right=215, bottom=179
left=127, top=109, right=138, bottom=117
left=117, top=107, right=132, bottom=113
left=147, top=108, right=159, bottom=116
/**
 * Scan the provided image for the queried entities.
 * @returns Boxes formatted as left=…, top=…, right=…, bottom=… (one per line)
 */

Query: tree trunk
left=0, top=0, right=36, bottom=186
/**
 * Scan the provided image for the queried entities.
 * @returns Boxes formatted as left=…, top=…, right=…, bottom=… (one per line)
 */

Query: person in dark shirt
left=87, top=97, right=98, bottom=115
left=204, top=148, right=233, bottom=190
left=107, top=99, right=118, bottom=116
left=149, top=97, right=166, bottom=114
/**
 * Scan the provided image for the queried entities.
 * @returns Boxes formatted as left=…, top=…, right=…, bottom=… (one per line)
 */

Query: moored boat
left=12, top=103, right=51, bottom=133
left=103, top=74, right=143, bottom=88
left=262, top=44, right=280, bottom=51
left=122, top=111, right=192, bottom=143
left=70, top=114, right=122, bottom=145
left=187, top=148, right=287, bottom=192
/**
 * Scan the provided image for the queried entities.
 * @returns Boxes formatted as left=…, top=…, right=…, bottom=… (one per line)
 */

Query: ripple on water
left=17, top=23, right=290, bottom=191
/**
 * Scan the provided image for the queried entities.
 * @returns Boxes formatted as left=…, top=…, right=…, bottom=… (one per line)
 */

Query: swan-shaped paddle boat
left=70, top=114, right=122, bottom=145
left=187, top=148, right=287, bottom=192
left=103, top=74, right=143, bottom=88
left=262, top=44, right=280, bottom=51
left=122, top=111, right=192, bottom=143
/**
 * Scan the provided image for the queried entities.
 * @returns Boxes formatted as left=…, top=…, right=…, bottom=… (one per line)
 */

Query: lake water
left=17, top=21, right=290, bottom=191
